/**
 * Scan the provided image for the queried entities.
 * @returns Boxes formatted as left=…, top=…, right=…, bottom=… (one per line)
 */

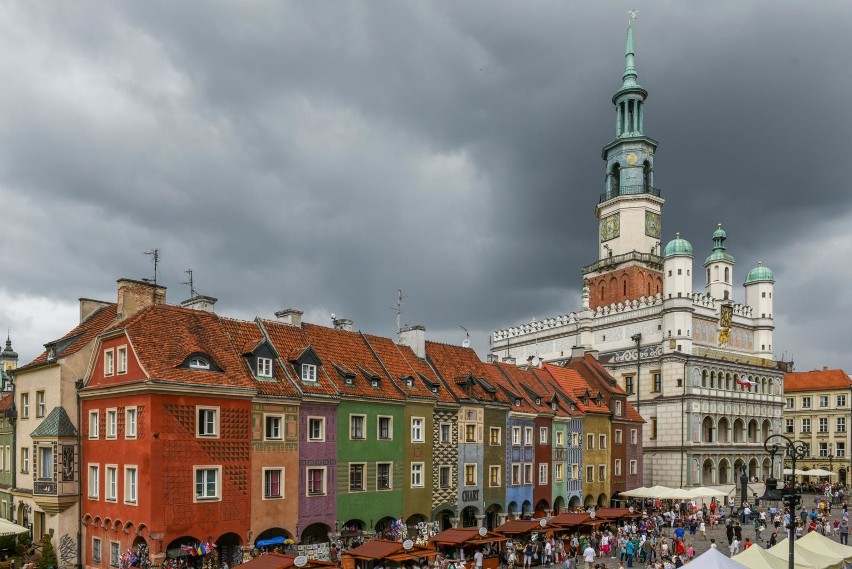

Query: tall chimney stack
left=116, top=278, right=166, bottom=321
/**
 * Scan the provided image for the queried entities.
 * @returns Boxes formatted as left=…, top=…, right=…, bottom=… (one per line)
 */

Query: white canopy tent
left=797, top=531, right=852, bottom=561
left=687, top=487, right=729, bottom=499
left=0, top=518, right=31, bottom=536
left=620, top=487, right=651, bottom=497
left=801, top=468, right=837, bottom=477
left=733, top=544, right=811, bottom=569
left=767, top=539, right=844, bottom=569
left=783, top=468, right=808, bottom=475
left=687, top=547, right=749, bottom=569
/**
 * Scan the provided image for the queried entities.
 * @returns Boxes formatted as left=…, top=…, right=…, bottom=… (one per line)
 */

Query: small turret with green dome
left=745, top=261, right=775, bottom=285
left=664, top=232, right=693, bottom=258
left=704, top=223, right=735, bottom=264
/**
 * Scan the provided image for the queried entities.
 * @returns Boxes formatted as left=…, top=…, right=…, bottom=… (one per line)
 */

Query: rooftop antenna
left=331, top=312, right=336, bottom=324
left=180, top=269, right=197, bottom=299
left=627, top=8, right=638, bottom=27
left=459, top=326, right=470, bottom=348
left=394, top=289, right=406, bottom=337
left=143, top=249, right=160, bottom=286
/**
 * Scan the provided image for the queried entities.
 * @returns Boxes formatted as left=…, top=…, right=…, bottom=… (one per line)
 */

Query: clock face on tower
left=600, top=213, right=620, bottom=242
left=645, top=211, right=661, bottom=238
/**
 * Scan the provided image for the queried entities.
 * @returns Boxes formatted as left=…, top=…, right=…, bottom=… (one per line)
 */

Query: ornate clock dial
left=626, top=153, right=638, bottom=165
left=600, top=213, right=620, bottom=241
left=645, top=211, right=661, bottom=238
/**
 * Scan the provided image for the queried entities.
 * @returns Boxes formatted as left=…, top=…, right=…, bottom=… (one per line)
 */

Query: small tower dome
left=1, top=335, right=17, bottom=361
left=664, top=232, right=693, bottom=258
left=744, top=261, right=775, bottom=285
left=704, top=224, right=735, bottom=264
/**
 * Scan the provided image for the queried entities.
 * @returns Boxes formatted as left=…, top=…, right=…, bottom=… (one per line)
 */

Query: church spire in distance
left=622, top=10, right=640, bottom=90
left=612, top=10, right=647, bottom=138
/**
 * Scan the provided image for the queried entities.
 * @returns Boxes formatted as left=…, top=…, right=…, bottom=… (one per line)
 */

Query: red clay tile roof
left=564, top=355, right=643, bottom=423
left=489, top=363, right=539, bottom=413
left=361, top=334, right=438, bottom=401
left=221, top=318, right=301, bottom=398
left=784, top=369, right=851, bottom=392
left=18, top=303, right=118, bottom=371
left=426, top=341, right=510, bottom=405
left=258, top=319, right=339, bottom=398
left=0, top=393, right=12, bottom=412
left=543, top=364, right=611, bottom=415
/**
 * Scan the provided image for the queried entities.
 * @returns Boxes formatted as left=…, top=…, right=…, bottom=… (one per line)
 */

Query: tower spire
left=622, top=10, right=639, bottom=90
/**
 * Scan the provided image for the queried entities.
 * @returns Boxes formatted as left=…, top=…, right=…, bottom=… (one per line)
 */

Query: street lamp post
left=828, top=442, right=835, bottom=477
left=763, top=434, right=809, bottom=569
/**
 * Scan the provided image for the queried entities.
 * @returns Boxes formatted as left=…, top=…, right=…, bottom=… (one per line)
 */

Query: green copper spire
left=612, top=10, right=647, bottom=138
left=622, top=17, right=638, bottom=89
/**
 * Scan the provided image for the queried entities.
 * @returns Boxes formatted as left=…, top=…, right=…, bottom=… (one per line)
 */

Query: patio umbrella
left=782, top=468, right=808, bottom=475
left=801, top=468, right=836, bottom=477
left=0, top=518, right=30, bottom=536
left=687, top=487, right=729, bottom=499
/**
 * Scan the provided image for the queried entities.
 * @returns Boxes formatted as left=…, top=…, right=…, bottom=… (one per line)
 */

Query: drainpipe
left=76, top=379, right=84, bottom=569
left=8, top=373, right=16, bottom=522
left=681, top=362, right=686, bottom=488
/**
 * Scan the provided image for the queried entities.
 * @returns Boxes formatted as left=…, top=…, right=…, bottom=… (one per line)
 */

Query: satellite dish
left=478, top=527, right=488, bottom=537
left=294, top=556, right=308, bottom=568
left=403, top=539, right=414, bottom=550
left=462, top=338, right=471, bottom=348
left=531, top=356, right=541, bottom=366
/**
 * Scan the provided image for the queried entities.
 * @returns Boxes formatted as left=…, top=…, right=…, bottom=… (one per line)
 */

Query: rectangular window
left=786, top=398, right=794, bottom=409
left=614, top=459, right=622, bottom=476
left=651, top=417, right=657, bottom=439
left=464, top=463, right=477, bottom=486
left=587, top=433, right=594, bottom=449
left=653, top=372, right=662, bottom=392
left=598, top=464, right=607, bottom=481
left=377, top=462, right=392, bottom=490
left=538, top=463, right=548, bottom=484
left=819, top=395, right=829, bottom=408
left=629, top=460, right=638, bottom=475
left=308, top=417, right=325, bottom=441
left=106, top=409, right=117, bottom=439
left=511, top=464, right=521, bottom=485
left=572, top=464, right=579, bottom=479
left=524, top=427, right=533, bottom=445
left=599, top=434, right=607, bottom=449
left=89, top=411, right=99, bottom=439
left=349, top=463, right=365, bottom=491
left=117, top=346, right=128, bottom=374
left=837, top=442, right=846, bottom=458
left=625, top=375, right=634, bottom=394
left=124, top=466, right=137, bottom=504
left=489, top=465, right=500, bottom=487
left=614, top=400, right=623, bottom=416
left=818, top=418, right=828, bottom=433
left=802, top=396, right=811, bottom=409
left=785, top=419, right=794, bottom=433
left=411, top=462, right=424, bottom=488
left=556, top=431, right=564, bottom=446
left=615, top=429, right=623, bottom=444
left=20, top=393, right=29, bottom=419
left=257, top=357, right=273, bottom=378
left=197, top=407, right=219, bottom=437
left=512, top=427, right=521, bottom=445
left=263, top=468, right=283, bottom=499
left=586, top=465, right=594, bottom=482
left=109, top=542, right=120, bottom=568
left=20, top=448, right=28, bottom=473
left=125, top=407, right=137, bottom=439
left=838, top=417, right=847, bottom=433
left=195, top=467, right=220, bottom=500
left=440, top=423, right=451, bottom=444
left=301, top=363, right=317, bottom=382
left=265, top=415, right=282, bottom=440
left=539, top=427, right=548, bottom=444
left=36, top=391, right=45, bottom=418
left=411, top=417, right=424, bottom=443
left=801, top=418, right=811, bottom=433
left=490, top=427, right=501, bottom=446
left=92, top=538, right=102, bottom=564
left=572, top=432, right=579, bottom=446
left=88, top=464, right=100, bottom=499
left=105, top=465, right=117, bottom=500
left=350, top=415, right=365, bottom=439
left=630, top=429, right=638, bottom=444
left=465, top=423, right=477, bottom=443
left=104, top=349, right=115, bottom=376
left=439, top=466, right=451, bottom=488
left=819, top=442, right=828, bottom=457
left=555, top=462, right=564, bottom=481
left=38, top=446, right=53, bottom=480
left=523, top=463, right=533, bottom=484
left=378, top=416, right=393, bottom=440
left=838, top=394, right=847, bottom=407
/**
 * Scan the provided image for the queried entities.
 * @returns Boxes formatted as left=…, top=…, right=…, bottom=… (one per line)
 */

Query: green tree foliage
left=39, top=534, right=56, bottom=569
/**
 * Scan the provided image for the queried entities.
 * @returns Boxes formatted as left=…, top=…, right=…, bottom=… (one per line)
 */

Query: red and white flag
left=736, top=376, right=755, bottom=388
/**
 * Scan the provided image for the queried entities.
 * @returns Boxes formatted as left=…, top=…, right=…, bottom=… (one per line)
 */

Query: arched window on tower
left=611, top=163, right=620, bottom=196
left=623, top=278, right=628, bottom=296
left=643, top=161, right=651, bottom=193
left=706, top=268, right=710, bottom=284
left=724, top=267, right=730, bottom=283
left=714, top=265, right=719, bottom=282
left=723, top=290, right=729, bottom=300
left=600, top=284, right=605, bottom=302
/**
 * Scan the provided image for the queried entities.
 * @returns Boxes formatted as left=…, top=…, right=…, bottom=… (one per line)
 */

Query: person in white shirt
left=474, top=550, right=483, bottom=569
left=730, top=538, right=740, bottom=556
left=583, top=544, right=595, bottom=569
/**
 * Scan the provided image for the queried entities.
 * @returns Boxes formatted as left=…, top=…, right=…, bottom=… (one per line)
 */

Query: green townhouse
left=0, top=337, right=16, bottom=521
left=423, top=340, right=510, bottom=529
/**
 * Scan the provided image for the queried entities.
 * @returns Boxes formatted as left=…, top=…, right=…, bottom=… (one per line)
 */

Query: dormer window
left=301, top=364, right=317, bottom=382
left=257, top=357, right=273, bottom=378
left=515, top=399, right=521, bottom=407
left=345, top=376, right=354, bottom=385
left=551, top=402, right=557, bottom=411
left=189, top=357, right=211, bottom=370
left=371, top=380, right=378, bottom=388
left=535, top=398, right=541, bottom=405
left=405, top=378, right=414, bottom=388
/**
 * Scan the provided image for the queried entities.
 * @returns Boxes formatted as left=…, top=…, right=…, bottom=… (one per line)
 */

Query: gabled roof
left=784, top=369, right=851, bottom=392
left=259, top=319, right=339, bottom=398
left=221, top=318, right=301, bottom=398
left=18, top=304, right=118, bottom=372
left=426, top=341, right=510, bottom=405
left=489, top=363, right=539, bottom=413
left=31, top=406, right=78, bottom=438
left=361, top=334, right=439, bottom=401
left=565, top=354, right=643, bottom=422
left=544, top=364, right=611, bottom=415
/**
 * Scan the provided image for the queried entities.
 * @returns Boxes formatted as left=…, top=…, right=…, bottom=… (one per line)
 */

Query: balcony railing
left=582, top=250, right=663, bottom=274
left=599, top=184, right=662, bottom=204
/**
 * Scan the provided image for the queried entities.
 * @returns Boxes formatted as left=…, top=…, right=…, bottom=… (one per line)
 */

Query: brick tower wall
left=587, top=266, right=663, bottom=309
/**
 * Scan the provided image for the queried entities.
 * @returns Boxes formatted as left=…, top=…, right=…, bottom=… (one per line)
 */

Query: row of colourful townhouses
left=0, top=279, right=643, bottom=569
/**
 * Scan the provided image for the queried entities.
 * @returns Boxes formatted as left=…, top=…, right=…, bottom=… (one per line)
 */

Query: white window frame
left=257, top=357, right=273, bottom=378
left=614, top=458, right=622, bottom=476
left=599, top=434, right=607, bottom=449
left=838, top=394, right=848, bottom=407
left=523, top=463, right=533, bottom=484
left=124, top=465, right=138, bottom=505
left=349, top=462, right=366, bottom=492
left=615, top=429, right=623, bottom=444
left=586, top=465, right=594, bottom=482
left=629, top=460, right=638, bottom=475
left=106, top=408, right=117, bottom=439
left=539, top=427, right=548, bottom=444
left=512, top=426, right=521, bottom=445
left=489, top=465, right=501, bottom=487
left=196, top=406, right=220, bottom=438
left=194, top=465, right=222, bottom=501
left=37, top=445, right=53, bottom=480
left=586, top=433, right=594, bottom=449
left=307, top=417, right=325, bottom=442
left=630, top=429, right=638, bottom=444
left=524, top=427, right=533, bottom=445
left=20, top=393, right=29, bottom=419
left=511, top=464, right=521, bottom=485
left=598, top=464, right=607, bottom=481
left=307, top=466, right=327, bottom=496
left=439, top=423, right=451, bottom=444
left=490, top=427, right=502, bottom=446
left=265, top=414, right=283, bottom=441
left=89, top=410, right=100, bottom=439
left=301, top=363, right=317, bottom=382
left=819, top=395, right=829, bottom=408
left=376, top=462, right=393, bottom=491
left=538, top=463, right=548, bottom=484
left=116, top=345, right=128, bottom=374
left=88, top=464, right=100, bottom=499
left=350, top=414, right=366, bottom=440
left=410, top=462, right=424, bottom=488
left=105, top=465, right=118, bottom=501
left=439, top=465, right=451, bottom=488
left=92, top=537, right=102, bottom=564
left=555, top=462, right=564, bottom=482
left=262, top=467, right=284, bottom=500
left=125, top=407, right=137, bottom=439
left=464, top=463, right=477, bottom=487
left=104, top=348, right=115, bottom=377
left=20, top=447, right=29, bottom=473
left=109, top=542, right=120, bottom=568
left=36, top=390, right=46, bottom=418
left=555, top=430, right=564, bottom=446
left=377, top=416, right=393, bottom=440
left=614, top=400, right=623, bottom=416
left=411, top=417, right=425, bottom=443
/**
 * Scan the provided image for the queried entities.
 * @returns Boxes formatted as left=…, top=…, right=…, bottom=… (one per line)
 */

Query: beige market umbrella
left=767, top=539, right=844, bottom=569
left=801, top=468, right=837, bottom=477
left=796, top=531, right=852, bottom=562
left=0, top=518, right=30, bottom=536
left=687, top=486, right=729, bottom=499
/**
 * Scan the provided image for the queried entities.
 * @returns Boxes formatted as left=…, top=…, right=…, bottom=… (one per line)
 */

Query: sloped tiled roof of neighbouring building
left=784, top=369, right=851, bottom=392
left=426, top=341, right=510, bottom=405
left=544, top=363, right=611, bottom=415
left=221, top=317, right=302, bottom=398
left=566, top=354, right=644, bottom=422
left=361, top=333, right=441, bottom=402
left=18, top=303, right=118, bottom=371
left=31, top=406, right=78, bottom=438
left=258, top=318, right=339, bottom=398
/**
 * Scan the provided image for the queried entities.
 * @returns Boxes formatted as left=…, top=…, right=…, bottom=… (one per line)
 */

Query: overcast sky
left=1, top=2, right=850, bottom=373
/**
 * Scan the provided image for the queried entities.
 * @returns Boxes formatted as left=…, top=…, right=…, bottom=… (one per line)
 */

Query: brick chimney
left=399, top=325, right=426, bottom=359
left=79, top=298, right=113, bottom=323
left=275, top=308, right=303, bottom=327
left=502, top=356, right=516, bottom=365
left=180, top=295, right=218, bottom=313
left=116, top=279, right=166, bottom=320
left=333, top=317, right=353, bottom=331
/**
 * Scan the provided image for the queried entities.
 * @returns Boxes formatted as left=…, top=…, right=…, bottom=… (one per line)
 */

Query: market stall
left=341, top=539, right=438, bottom=569
left=494, top=519, right=561, bottom=566
left=429, top=528, right=507, bottom=569
left=238, top=552, right=337, bottom=569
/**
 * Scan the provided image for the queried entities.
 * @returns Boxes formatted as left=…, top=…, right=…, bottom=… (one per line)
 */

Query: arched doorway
left=506, top=502, right=518, bottom=521
left=375, top=517, right=398, bottom=539
left=521, top=501, right=532, bottom=519
left=216, top=532, right=243, bottom=568
left=166, top=536, right=206, bottom=567
left=553, top=496, right=565, bottom=515
left=719, top=459, right=731, bottom=485
left=702, top=458, right=715, bottom=485
left=596, top=493, right=608, bottom=507
left=484, top=504, right=501, bottom=530
left=460, top=507, right=478, bottom=528
left=569, top=496, right=582, bottom=508
left=748, top=458, right=758, bottom=480
left=405, top=515, right=428, bottom=541
left=434, top=510, right=453, bottom=531
left=761, top=458, right=771, bottom=481
left=254, top=528, right=294, bottom=552
left=702, top=417, right=714, bottom=443
left=301, top=523, right=331, bottom=545
left=583, top=495, right=595, bottom=507
left=534, top=499, right=549, bottom=518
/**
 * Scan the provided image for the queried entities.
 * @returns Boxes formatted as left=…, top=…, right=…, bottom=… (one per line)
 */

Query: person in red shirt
left=744, top=538, right=753, bottom=549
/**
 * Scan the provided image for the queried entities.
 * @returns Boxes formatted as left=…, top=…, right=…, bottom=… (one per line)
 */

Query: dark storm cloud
left=0, top=1, right=849, bottom=372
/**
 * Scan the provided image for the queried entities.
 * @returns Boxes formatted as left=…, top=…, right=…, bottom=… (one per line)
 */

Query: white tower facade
left=744, top=262, right=775, bottom=359
left=704, top=224, right=735, bottom=301
left=662, top=233, right=695, bottom=355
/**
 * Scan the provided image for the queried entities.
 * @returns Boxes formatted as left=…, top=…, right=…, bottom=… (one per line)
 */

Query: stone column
left=475, top=515, right=485, bottom=528
left=544, top=509, right=552, bottom=518
left=498, top=513, right=508, bottom=526
left=616, top=104, right=622, bottom=136
left=450, top=517, right=460, bottom=529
